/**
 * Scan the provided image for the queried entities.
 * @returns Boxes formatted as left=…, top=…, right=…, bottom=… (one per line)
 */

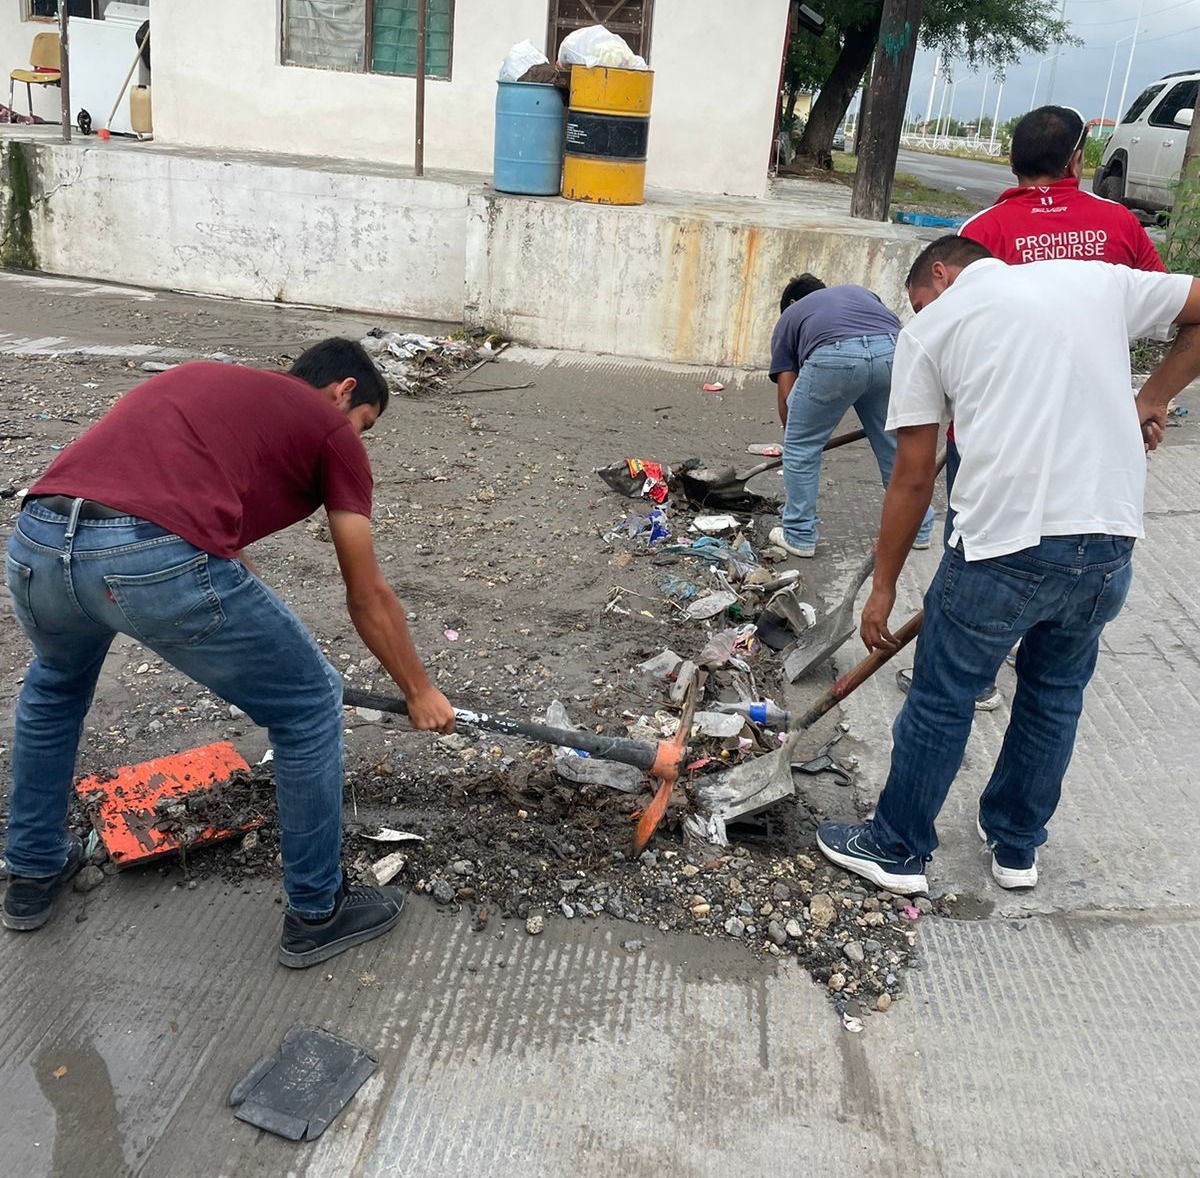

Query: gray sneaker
left=976, top=818, right=1038, bottom=889
left=896, top=667, right=1002, bottom=711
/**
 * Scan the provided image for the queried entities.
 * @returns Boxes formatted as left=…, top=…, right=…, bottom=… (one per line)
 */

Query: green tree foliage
left=790, top=0, right=1076, bottom=165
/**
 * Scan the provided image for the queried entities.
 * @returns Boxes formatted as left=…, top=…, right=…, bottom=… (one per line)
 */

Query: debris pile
left=358, top=329, right=506, bottom=397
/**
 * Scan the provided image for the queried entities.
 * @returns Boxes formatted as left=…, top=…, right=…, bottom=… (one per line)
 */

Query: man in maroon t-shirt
left=3, top=338, right=455, bottom=970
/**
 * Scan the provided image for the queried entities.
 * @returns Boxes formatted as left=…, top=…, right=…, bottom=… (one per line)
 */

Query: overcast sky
left=902, top=0, right=1200, bottom=129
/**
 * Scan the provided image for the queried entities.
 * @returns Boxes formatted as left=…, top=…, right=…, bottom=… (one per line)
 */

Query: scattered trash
left=229, top=1026, right=376, bottom=1141
left=693, top=711, right=746, bottom=739
left=444, top=629, right=459, bottom=641
left=698, top=624, right=761, bottom=670
left=841, top=1011, right=865, bottom=1034
left=660, top=575, right=698, bottom=601
left=359, top=329, right=487, bottom=397
left=747, top=443, right=782, bottom=456
left=367, top=851, right=407, bottom=886
left=1169, top=405, right=1189, bottom=417
left=637, top=650, right=684, bottom=680
left=362, top=828, right=426, bottom=844
left=689, top=514, right=741, bottom=534
left=902, top=905, right=920, bottom=921
left=354, top=707, right=383, bottom=722
left=546, top=701, right=645, bottom=793
left=684, top=590, right=739, bottom=620
left=596, top=458, right=671, bottom=504
left=715, top=699, right=790, bottom=727
left=702, top=382, right=726, bottom=392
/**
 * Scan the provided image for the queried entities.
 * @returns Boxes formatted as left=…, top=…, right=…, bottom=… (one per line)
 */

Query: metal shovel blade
left=782, top=550, right=875, bottom=681
left=694, top=730, right=804, bottom=823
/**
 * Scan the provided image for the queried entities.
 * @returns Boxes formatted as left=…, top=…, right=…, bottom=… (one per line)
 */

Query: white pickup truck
left=1092, top=70, right=1198, bottom=216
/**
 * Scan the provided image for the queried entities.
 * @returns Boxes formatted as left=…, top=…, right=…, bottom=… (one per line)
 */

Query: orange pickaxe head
left=631, top=683, right=699, bottom=854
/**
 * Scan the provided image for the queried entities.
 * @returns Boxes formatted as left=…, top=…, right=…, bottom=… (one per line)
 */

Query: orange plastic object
left=75, top=741, right=254, bottom=868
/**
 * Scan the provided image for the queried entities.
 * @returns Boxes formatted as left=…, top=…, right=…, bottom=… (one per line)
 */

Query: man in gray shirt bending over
left=768, top=274, right=934, bottom=557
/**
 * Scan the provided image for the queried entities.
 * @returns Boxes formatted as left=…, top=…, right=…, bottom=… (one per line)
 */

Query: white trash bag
left=557, top=24, right=648, bottom=70
left=499, top=39, right=549, bottom=83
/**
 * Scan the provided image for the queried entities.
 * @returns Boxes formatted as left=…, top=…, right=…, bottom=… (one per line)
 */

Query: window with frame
left=283, top=0, right=454, bottom=79
left=1120, top=84, right=1165, bottom=125
left=1149, top=79, right=1199, bottom=129
left=546, top=0, right=653, bottom=62
left=26, top=0, right=102, bottom=19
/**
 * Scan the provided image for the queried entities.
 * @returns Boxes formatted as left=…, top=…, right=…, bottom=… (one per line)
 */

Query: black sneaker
left=815, top=820, right=929, bottom=894
left=278, top=883, right=406, bottom=969
left=2, top=834, right=86, bottom=931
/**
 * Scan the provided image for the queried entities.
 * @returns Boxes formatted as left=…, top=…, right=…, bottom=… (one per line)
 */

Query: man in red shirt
left=2, top=339, right=455, bottom=970
left=958, top=105, right=1165, bottom=271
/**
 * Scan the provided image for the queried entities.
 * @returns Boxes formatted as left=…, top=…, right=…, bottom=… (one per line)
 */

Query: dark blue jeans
left=873, top=535, right=1135, bottom=866
left=4, top=501, right=345, bottom=917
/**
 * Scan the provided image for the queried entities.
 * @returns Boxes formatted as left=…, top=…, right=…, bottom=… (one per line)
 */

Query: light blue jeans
left=782, top=335, right=933, bottom=549
left=4, top=500, right=345, bottom=917
left=872, top=535, right=1135, bottom=868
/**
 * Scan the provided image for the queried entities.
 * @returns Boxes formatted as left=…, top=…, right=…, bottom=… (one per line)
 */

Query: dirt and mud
left=0, top=279, right=965, bottom=1020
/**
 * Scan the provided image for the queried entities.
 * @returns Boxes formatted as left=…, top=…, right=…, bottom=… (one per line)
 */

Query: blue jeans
left=782, top=335, right=934, bottom=549
left=873, top=535, right=1134, bottom=867
left=4, top=500, right=345, bottom=917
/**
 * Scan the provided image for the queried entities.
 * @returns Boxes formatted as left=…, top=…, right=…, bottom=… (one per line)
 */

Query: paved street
left=1, top=274, right=1199, bottom=1176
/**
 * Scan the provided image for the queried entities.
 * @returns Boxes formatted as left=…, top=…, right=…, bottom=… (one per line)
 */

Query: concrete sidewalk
left=1, top=278, right=1198, bottom=1175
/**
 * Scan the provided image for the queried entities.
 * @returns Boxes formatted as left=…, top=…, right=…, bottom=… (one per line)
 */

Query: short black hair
left=905, top=236, right=994, bottom=290
left=290, top=338, right=389, bottom=412
left=779, top=273, right=826, bottom=315
left=1010, top=106, right=1085, bottom=180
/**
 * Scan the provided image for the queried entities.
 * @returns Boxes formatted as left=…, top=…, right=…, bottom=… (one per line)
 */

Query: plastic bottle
left=715, top=699, right=790, bottom=728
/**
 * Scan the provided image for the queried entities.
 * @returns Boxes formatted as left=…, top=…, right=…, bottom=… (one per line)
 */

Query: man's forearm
left=873, top=481, right=934, bottom=592
left=1137, top=324, right=1200, bottom=420
left=346, top=579, right=437, bottom=701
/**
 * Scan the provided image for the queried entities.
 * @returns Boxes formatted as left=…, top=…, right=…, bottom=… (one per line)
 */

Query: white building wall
left=148, top=0, right=789, bottom=199
left=644, top=0, right=788, bottom=198
left=3, top=5, right=65, bottom=123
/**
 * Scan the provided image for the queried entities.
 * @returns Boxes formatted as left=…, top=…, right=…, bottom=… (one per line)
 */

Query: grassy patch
left=826, top=151, right=983, bottom=217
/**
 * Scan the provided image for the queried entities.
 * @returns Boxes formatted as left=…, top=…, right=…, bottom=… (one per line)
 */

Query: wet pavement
left=1, top=272, right=1199, bottom=1176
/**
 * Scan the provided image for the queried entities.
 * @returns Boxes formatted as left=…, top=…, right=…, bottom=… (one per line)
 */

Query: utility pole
left=414, top=0, right=426, bottom=176
left=58, top=1, right=71, bottom=143
left=851, top=0, right=926, bottom=221
left=1045, top=0, right=1068, bottom=102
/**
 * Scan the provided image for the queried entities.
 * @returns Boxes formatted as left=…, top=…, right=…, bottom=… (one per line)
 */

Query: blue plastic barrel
left=493, top=82, right=565, bottom=196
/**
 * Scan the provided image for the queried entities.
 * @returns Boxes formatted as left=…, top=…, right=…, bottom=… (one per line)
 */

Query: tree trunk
left=852, top=0, right=925, bottom=220
left=784, top=83, right=800, bottom=135
left=1165, top=94, right=1200, bottom=269
left=795, top=8, right=883, bottom=166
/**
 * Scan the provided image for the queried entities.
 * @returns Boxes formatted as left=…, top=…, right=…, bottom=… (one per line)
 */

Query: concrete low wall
left=465, top=191, right=923, bottom=366
left=3, top=135, right=929, bottom=367
left=18, top=140, right=470, bottom=321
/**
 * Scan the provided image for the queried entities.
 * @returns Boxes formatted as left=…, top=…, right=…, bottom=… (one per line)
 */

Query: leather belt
left=24, top=494, right=131, bottom=520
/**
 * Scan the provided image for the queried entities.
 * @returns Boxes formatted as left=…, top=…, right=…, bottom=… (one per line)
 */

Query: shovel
left=783, top=450, right=946, bottom=681
left=341, top=686, right=690, bottom=784
left=678, top=427, right=867, bottom=509
left=698, top=610, right=924, bottom=823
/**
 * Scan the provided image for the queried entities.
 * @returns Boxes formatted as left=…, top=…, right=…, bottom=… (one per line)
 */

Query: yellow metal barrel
left=562, top=65, right=654, bottom=206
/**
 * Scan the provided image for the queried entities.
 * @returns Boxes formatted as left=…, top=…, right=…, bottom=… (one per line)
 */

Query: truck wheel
left=1099, top=173, right=1125, bottom=203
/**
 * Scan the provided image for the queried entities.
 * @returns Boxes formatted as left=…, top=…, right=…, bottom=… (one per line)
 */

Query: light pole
left=924, top=52, right=940, bottom=131
left=989, top=75, right=1004, bottom=153
left=1100, top=30, right=1141, bottom=141
left=1115, top=0, right=1147, bottom=134
left=978, top=72, right=989, bottom=142
left=1031, top=53, right=1063, bottom=110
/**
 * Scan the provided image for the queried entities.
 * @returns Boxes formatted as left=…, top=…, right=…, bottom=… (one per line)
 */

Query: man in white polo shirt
left=816, top=235, right=1200, bottom=894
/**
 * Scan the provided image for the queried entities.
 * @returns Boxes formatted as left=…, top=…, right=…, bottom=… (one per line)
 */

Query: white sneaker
left=767, top=526, right=816, bottom=558
left=976, top=818, right=1038, bottom=889
left=895, top=668, right=1004, bottom=713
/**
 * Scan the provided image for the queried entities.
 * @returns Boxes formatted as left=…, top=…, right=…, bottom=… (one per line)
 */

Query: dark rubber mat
left=228, top=1025, right=377, bottom=1141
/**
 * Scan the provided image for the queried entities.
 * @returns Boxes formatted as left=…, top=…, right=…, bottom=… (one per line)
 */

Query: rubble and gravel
left=0, top=300, right=1071, bottom=1016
